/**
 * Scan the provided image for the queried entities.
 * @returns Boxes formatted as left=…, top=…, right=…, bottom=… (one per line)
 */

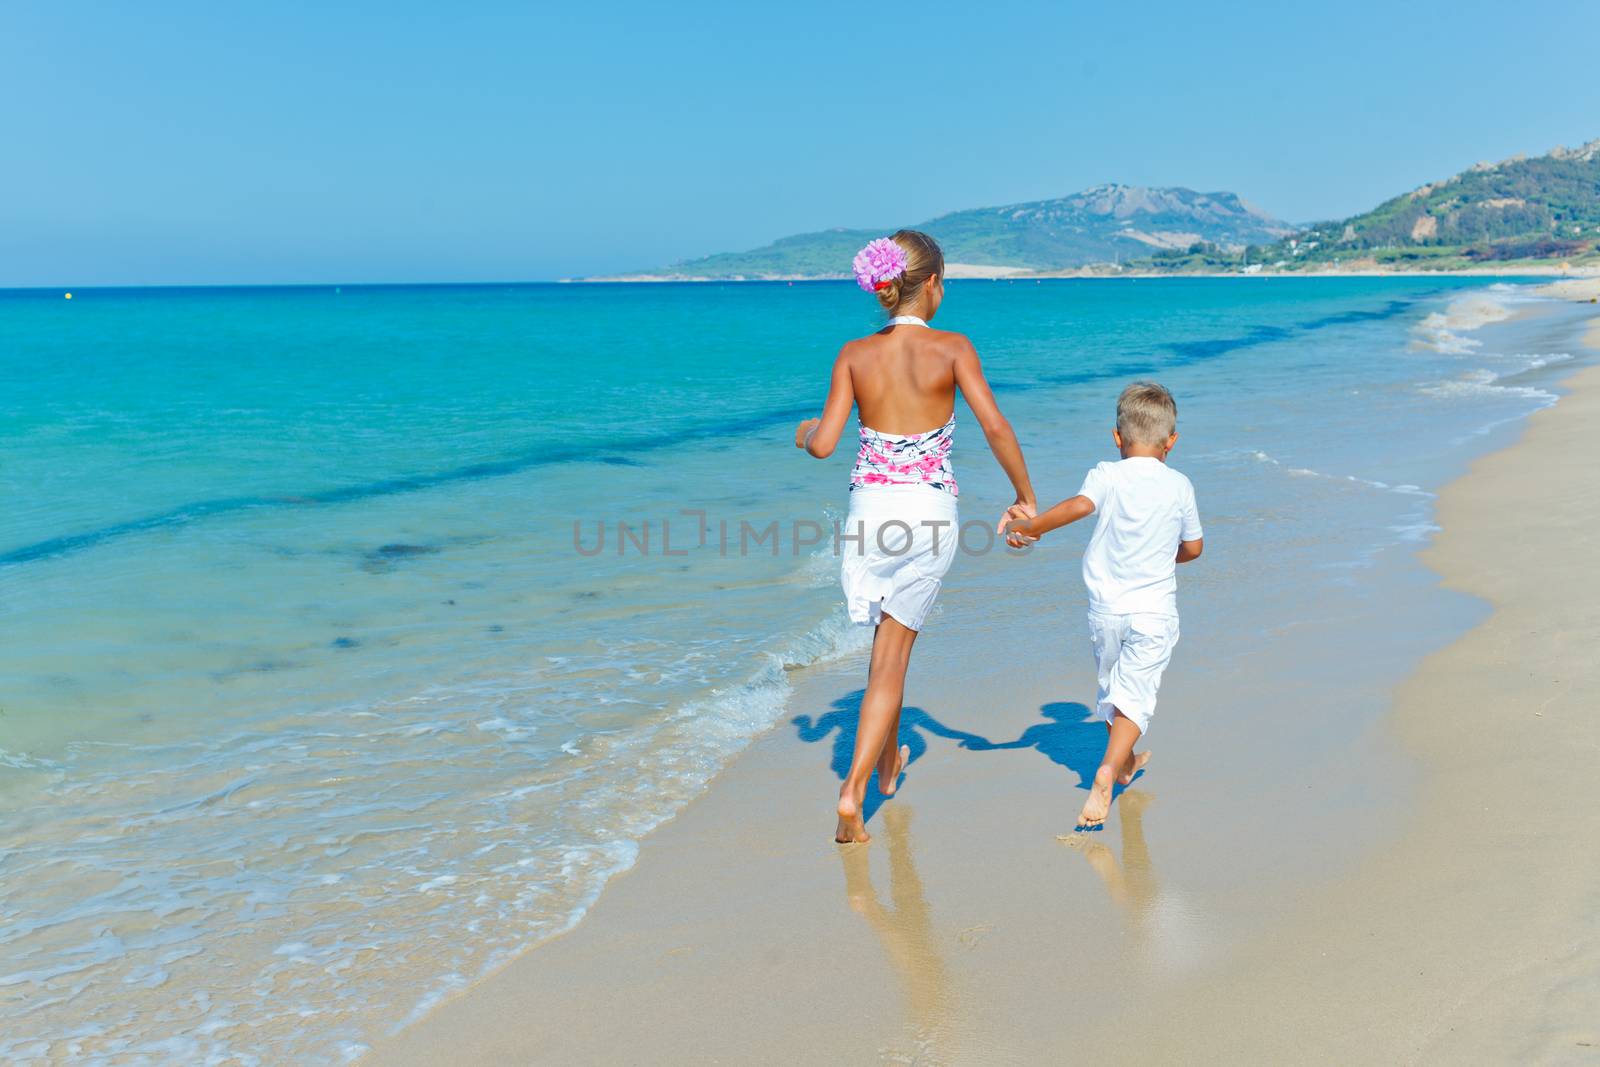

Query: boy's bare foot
left=1076, top=765, right=1117, bottom=830
left=1119, top=750, right=1152, bottom=786
left=877, top=744, right=911, bottom=796
left=836, top=789, right=870, bottom=843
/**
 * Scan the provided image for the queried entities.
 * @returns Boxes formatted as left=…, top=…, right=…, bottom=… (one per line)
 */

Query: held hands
left=998, top=501, right=1038, bottom=549
left=794, top=418, right=821, bottom=450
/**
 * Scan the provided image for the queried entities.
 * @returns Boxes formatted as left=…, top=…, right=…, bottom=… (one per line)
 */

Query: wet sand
left=367, top=309, right=1600, bottom=1065
left=1100, top=361, right=1600, bottom=1062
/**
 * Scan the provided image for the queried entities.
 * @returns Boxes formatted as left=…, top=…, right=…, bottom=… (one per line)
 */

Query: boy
left=1004, top=381, right=1203, bottom=829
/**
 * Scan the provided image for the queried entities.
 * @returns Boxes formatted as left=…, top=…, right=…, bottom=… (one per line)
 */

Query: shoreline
left=581, top=266, right=1600, bottom=283
left=365, top=292, right=1600, bottom=1062
left=1097, top=301, right=1600, bottom=1061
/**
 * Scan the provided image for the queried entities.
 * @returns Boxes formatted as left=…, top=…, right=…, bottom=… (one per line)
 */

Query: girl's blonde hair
left=876, top=230, right=945, bottom=313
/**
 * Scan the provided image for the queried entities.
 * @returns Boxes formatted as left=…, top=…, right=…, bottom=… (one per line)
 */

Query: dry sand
left=941, top=262, right=1031, bottom=279
left=1536, top=277, right=1600, bottom=303
left=367, top=308, right=1600, bottom=1066
left=1096, top=343, right=1600, bottom=1063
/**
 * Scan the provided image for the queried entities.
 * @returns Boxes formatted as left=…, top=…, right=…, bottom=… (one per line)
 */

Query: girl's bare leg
left=1077, top=710, right=1142, bottom=829
left=875, top=702, right=910, bottom=797
left=836, top=615, right=918, bottom=843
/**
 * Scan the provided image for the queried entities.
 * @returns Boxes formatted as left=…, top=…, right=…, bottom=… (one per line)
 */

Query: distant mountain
left=1240, top=139, right=1600, bottom=270
left=623, top=185, right=1294, bottom=279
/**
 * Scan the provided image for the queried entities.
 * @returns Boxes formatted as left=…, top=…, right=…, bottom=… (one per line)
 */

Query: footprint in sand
left=957, top=923, right=993, bottom=949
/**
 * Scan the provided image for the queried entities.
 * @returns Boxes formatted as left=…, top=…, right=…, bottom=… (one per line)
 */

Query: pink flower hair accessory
left=852, top=237, right=909, bottom=293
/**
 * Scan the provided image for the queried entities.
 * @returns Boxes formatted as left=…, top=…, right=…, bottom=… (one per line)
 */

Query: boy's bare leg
left=1078, top=710, right=1141, bottom=829
left=1118, top=746, right=1152, bottom=786
left=1104, top=720, right=1152, bottom=784
left=837, top=615, right=918, bottom=843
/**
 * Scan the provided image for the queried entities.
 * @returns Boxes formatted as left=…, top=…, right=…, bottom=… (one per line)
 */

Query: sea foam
left=1411, top=293, right=1516, bottom=354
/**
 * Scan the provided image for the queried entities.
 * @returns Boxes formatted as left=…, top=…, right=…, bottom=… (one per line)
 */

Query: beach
left=361, top=291, right=1600, bottom=1063
left=10, top=4, right=1600, bottom=1062
left=4, top=278, right=1591, bottom=1062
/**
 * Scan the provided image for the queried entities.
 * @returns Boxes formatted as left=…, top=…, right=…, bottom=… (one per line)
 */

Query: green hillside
left=623, top=185, right=1292, bottom=279
left=614, top=138, right=1600, bottom=279
left=643, top=227, right=880, bottom=279
left=1141, top=139, right=1600, bottom=273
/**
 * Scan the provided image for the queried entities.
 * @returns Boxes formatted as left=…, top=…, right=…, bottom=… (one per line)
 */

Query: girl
left=796, top=230, right=1036, bottom=842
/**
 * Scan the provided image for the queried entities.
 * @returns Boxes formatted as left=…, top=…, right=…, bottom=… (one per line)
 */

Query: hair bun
left=855, top=230, right=943, bottom=315
left=874, top=277, right=903, bottom=310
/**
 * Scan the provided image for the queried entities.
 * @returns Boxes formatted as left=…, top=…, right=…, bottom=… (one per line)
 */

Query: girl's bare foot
left=1076, top=765, right=1117, bottom=830
left=877, top=744, right=911, bottom=796
left=1119, top=750, right=1152, bottom=786
left=836, top=788, right=869, bottom=843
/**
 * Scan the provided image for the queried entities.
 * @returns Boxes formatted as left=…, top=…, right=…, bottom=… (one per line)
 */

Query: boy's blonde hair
left=1116, top=381, right=1177, bottom=445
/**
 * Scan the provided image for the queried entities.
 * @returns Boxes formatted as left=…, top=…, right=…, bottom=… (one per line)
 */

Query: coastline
left=579, top=264, right=1600, bottom=283
left=365, top=294, right=1600, bottom=1063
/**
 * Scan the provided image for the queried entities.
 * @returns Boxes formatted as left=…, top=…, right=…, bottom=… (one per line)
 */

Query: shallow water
left=0, top=277, right=1588, bottom=1062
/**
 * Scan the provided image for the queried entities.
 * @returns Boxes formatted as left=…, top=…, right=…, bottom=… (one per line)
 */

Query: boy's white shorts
left=1088, top=610, right=1180, bottom=736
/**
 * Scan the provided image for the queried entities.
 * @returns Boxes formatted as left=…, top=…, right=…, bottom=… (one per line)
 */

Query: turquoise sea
left=0, top=277, right=1589, bottom=1062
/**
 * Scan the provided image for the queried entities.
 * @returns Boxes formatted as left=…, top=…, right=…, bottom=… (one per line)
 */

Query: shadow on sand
left=804, top=694, right=1163, bottom=1044
left=792, top=690, right=990, bottom=825
left=961, top=701, right=1145, bottom=831
left=793, top=695, right=1144, bottom=830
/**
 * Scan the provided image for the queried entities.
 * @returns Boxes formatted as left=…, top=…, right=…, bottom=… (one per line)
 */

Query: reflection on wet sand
left=1061, top=790, right=1160, bottom=949
left=839, top=805, right=954, bottom=1063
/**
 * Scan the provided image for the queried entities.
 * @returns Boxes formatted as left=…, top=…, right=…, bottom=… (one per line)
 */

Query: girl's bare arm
left=795, top=351, right=854, bottom=458
left=951, top=339, right=1036, bottom=517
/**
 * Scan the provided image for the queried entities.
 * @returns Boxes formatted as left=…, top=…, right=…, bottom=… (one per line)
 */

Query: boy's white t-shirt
left=1076, top=457, right=1202, bottom=617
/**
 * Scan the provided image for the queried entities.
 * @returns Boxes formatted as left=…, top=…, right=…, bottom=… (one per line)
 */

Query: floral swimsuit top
left=849, top=414, right=958, bottom=497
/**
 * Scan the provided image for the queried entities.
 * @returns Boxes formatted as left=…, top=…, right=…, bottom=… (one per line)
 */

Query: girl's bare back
left=845, top=325, right=960, bottom=435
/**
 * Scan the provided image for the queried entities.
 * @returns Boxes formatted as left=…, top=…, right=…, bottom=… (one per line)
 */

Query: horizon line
left=0, top=277, right=924, bottom=294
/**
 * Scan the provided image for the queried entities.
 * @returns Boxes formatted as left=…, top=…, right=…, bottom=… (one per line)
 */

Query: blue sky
left=4, top=1, right=1598, bottom=286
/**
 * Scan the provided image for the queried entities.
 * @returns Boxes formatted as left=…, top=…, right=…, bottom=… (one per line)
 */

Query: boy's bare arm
left=1004, top=495, right=1095, bottom=545
left=1176, top=537, right=1203, bottom=563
